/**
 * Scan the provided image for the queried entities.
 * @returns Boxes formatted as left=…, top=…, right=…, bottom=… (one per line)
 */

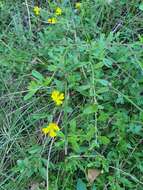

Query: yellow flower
left=33, top=6, right=40, bottom=16
left=51, top=90, right=64, bottom=106
left=75, top=2, right=81, bottom=9
left=48, top=17, right=58, bottom=24
left=55, top=7, right=62, bottom=16
left=42, top=123, right=60, bottom=137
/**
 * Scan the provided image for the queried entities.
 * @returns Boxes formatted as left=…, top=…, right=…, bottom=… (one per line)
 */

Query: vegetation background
left=0, top=0, right=143, bottom=189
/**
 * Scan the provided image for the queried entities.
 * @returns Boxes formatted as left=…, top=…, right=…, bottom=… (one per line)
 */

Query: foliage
left=0, top=0, right=143, bottom=190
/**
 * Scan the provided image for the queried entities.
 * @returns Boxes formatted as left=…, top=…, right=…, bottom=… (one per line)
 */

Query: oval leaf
left=76, top=179, right=87, bottom=190
left=32, top=70, right=44, bottom=81
left=139, top=3, right=143, bottom=11
left=83, top=105, right=98, bottom=115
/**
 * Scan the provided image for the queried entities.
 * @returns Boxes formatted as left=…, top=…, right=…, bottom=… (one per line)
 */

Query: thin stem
left=25, top=0, right=32, bottom=32
left=47, top=138, right=54, bottom=190
left=109, top=166, right=143, bottom=185
left=46, top=112, right=62, bottom=190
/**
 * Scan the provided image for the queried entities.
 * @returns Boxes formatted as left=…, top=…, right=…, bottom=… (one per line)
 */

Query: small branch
left=112, top=20, right=123, bottom=33
left=109, top=166, right=143, bottom=185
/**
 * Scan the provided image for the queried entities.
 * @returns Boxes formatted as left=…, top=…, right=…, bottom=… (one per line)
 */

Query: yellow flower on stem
left=55, top=7, right=62, bottom=16
left=33, top=6, right=40, bottom=16
left=75, top=2, right=81, bottom=9
left=48, top=17, right=58, bottom=24
left=51, top=90, right=64, bottom=106
left=42, top=123, right=60, bottom=137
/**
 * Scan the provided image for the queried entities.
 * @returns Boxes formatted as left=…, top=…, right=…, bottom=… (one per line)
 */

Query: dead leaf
left=87, top=169, right=101, bottom=183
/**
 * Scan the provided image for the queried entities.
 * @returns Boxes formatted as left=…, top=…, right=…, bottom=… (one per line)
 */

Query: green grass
left=0, top=0, right=143, bottom=190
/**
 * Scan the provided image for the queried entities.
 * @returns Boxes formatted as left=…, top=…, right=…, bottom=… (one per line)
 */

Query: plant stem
left=46, top=112, right=62, bottom=190
left=47, top=138, right=54, bottom=190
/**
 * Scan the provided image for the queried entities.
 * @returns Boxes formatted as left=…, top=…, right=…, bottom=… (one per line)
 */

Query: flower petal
left=59, top=93, right=64, bottom=100
left=49, top=130, right=57, bottom=137
left=42, top=127, right=50, bottom=135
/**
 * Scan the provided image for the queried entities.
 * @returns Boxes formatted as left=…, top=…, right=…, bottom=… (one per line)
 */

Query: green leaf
left=138, top=34, right=143, bottom=43
left=47, top=65, right=58, bottom=71
left=87, top=125, right=96, bottom=140
left=69, top=119, right=76, bottom=132
left=77, top=85, right=91, bottom=92
left=28, top=81, right=40, bottom=92
left=127, top=124, right=142, bottom=134
left=103, top=58, right=113, bottom=67
left=96, top=87, right=109, bottom=94
left=98, top=136, right=110, bottom=145
left=17, top=160, right=25, bottom=173
left=98, top=79, right=109, bottom=86
left=69, top=136, right=80, bottom=152
left=119, top=177, right=133, bottom=187
left=32, top=70, right=44, bottom=81
left=92, top=185, right=97, bottom=190
left=139, top=3, right=143, bottom=11
left=83, top=104, right=98, bottom=115
left=24, top=91, right=36, bottom=101
left=39, top=167, right=47, bottom=180
left=54, top=79, right=64, bottom=91
left=24, top=81, right=40, bottom=100
left=76, top=179, right=87, bottom=190
left=63, top=105, right=73, bottom=114
left=43, top=77, right=51, bottom=86
left=28, top=145, right=42, bottom=154
left=94, top=62, right=104, bottom=69
left=32, top=113, right=48, bottom=120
